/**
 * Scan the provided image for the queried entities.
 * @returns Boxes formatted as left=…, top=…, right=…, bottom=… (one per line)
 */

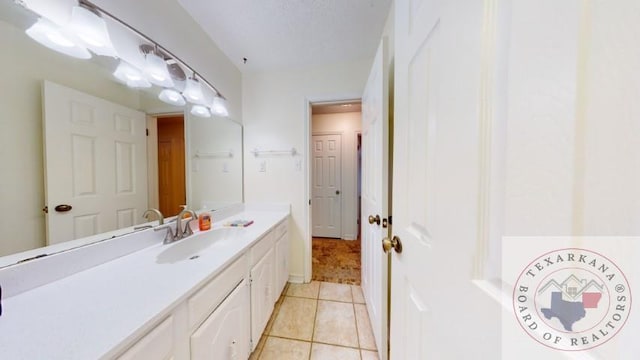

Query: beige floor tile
left=354, top=304, right=377, bottom=350
left=286, top=281, right=321, bottom=299
left=351, top=285, right=365, bottom=304
left=249, top=334, right=267, bottom=360
left=269, top=296, right=317, bottom=340
left=249, top=349, right=260, bottom=360
left=264, top=298, right=283, bottom=334
left=361, top=349, right=380, bottom=360
left=319, top=282, right=353, bottom=302
left=310, top=343, right=360, bottom=360
left=313, top=300, right=358, bottom=347
left=259, top=337, right=310, bottom=360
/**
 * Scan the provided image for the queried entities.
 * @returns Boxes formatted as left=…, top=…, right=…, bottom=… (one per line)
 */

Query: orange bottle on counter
left=198, top=207, right=212, bottom=231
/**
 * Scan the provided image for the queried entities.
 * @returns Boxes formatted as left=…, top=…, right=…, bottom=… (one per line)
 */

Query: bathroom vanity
left=0, top=204, right=289, bottom=359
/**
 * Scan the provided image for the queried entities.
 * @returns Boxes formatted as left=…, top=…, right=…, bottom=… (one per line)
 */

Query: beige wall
left=312, top=112, right=362, bottom=240
left=242, top=59, right=371, bottom=281
left=0, top=19, right=144, bottom=256
left=1, top=0, right=243, bottom=257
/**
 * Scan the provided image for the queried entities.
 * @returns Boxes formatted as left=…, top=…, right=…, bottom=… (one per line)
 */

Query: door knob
left=382, top=236, right=402, bottom=254
left=54, top=204, right=73, bottom=212
left=336, top=190, right=341, bottom=195
left=368, top=214, right=381, bottom=225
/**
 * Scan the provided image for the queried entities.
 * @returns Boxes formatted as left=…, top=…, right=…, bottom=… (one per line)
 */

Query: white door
left=43, top=81, right=147, bottom=244
left=390, top=0, right=501, bottom=358
left=361, top=39, right=389, bottom=359
left=311, top=134, right=342, bottom=238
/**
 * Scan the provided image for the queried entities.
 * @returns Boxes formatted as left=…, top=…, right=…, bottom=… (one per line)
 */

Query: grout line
left=309, top=297, right=320, bottom=360
left=352, top=300, right=363, bottom=358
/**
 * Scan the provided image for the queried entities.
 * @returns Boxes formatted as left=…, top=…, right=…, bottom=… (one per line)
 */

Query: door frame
left=303, top=94, right=361, bottom=283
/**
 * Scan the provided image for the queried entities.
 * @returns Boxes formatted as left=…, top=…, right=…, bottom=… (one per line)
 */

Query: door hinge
left=146, top=128, right=149, bottom=136
left=388, top=215, right=392, bottom=225
left=308, top=199, right=311, bottom=205
left=249, top=339, right=254, bottom=353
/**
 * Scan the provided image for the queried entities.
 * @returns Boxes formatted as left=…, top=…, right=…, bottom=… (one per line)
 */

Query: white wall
left=312, top=112, right=362, bottom=240
left=187, top=115, right=243, bottom=210
left=243, top=59, right=371, bottom=281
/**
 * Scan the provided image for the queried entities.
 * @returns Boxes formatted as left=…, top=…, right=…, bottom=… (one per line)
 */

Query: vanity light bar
left=78, top=0, right=227, bottom=101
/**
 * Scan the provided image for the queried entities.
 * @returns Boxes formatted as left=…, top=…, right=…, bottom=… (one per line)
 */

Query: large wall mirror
left=0, top=0, right=243, bottom=260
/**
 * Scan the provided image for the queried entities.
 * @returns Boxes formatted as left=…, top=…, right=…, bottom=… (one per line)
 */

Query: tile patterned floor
left=249, top=281, right=379, bottom=360
left=312, top=238, right=361, bottom=285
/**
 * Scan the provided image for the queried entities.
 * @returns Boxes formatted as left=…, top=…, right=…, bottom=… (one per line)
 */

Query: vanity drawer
left=250, top=231, right=275, bottom=266
left=275, top=219, right=288, bottom=238
left=188, top=254, right=248, bottom=330
left=117, top=316, right=174, bottom=360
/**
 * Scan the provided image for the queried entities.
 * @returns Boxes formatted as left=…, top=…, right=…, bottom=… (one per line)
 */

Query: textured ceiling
left=177, top=0, right=392, bottom=72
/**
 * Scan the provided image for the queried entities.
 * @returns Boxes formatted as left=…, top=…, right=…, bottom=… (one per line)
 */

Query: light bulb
left=159, top=89, right=186, bottom=106
left=68, top=6, right=118, bottom=57
left=144, top=52, right=174, bottom=87
left=25, top=18, right=91, bottom=59
left=113, top=60, right=151, bottom=88
left=183, top=77, right=204, bottom=104
left=211, top=96, right=229, bottom=117
left=191, top=105, right=211, bottom=118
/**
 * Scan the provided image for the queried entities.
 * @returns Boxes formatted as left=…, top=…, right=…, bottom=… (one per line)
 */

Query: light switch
left=259, top=160, right=266, bottom=172
left=295, top=159, right=302, bottom=171
left=223, top=162, right=229, bottom=173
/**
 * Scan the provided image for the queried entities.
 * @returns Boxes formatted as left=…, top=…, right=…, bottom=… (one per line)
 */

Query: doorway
left=310, top=101, right=363, bottom=284
left=147, top=115, right=187, bottom=218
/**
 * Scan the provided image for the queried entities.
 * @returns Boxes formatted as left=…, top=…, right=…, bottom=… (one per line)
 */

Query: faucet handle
left=154, top=224, right=175, bottom=244
left=182, top=210, right=197, bottom=237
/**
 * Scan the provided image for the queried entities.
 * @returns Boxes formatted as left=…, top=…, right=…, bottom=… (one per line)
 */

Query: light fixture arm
left=78, top=0, right=226, bottom=100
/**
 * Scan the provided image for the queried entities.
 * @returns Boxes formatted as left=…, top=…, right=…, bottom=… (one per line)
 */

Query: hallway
left=249, top=281, right=378, bottom=360
left=311, top=238, right=361, bottom=285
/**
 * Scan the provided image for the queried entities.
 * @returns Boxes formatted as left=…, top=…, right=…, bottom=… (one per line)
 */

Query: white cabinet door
left=118, top=316, right=174, bottom=360
left=250, top=248, right=275, bottom=349
left=275, top=231, right=289, bottom=294
left=191, top=280, right=250, bottom=360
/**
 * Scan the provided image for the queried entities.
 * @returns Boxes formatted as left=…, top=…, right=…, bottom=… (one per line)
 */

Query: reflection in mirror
left=0, top=1, right=243, bottom=260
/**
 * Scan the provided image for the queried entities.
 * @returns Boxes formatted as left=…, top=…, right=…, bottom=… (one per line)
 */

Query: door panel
left=311, top=134, right=342, bottom=238
left=391, top=0, right=500, bottom=358
left=43, top=81, right=147, bottom=244
left=157, top=116, right=186, bottom=217
left=361, top=39, right=389, bottom=359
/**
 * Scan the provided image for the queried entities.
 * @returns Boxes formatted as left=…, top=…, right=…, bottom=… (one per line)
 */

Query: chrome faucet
left=154, top=206, right=196, bottom=244
left=142, top=208, right=164, bottom=225
left=176, top=207, right=197, bottom=240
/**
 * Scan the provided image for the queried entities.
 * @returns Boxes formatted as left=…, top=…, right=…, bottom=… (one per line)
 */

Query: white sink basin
left=155, top=228, right=239, bottom=264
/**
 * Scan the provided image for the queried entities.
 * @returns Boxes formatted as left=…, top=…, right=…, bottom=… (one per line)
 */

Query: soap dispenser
left=198, top=206, right=212, bottom=231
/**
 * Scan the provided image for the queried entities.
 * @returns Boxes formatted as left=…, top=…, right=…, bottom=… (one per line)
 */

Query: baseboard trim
left=288, top=274, right=305, bottom=284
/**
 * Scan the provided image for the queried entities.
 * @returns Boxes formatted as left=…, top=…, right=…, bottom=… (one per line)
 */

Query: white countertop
left=0, top=207, right=289, bottom=359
